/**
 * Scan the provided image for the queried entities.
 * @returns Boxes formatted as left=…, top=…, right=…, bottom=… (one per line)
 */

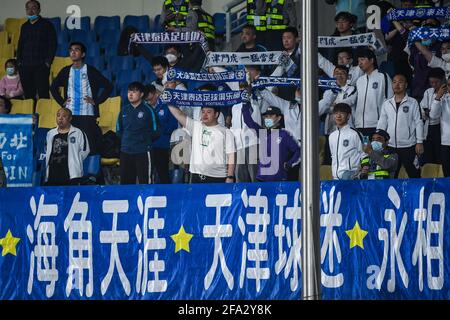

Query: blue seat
left=94, top=16, right=121, bottom=35
left=64, top=16, right=91, bottom=31
left=103, top=42, right=118, bottom=57
left=69, top=30, right=97, bottom=44
left=56, top=44, right=70, bottom=57
left=123, top=15, right=150, bottom=32
left=83, top=155, right=101, bottom=176
left=213, top=13, right=226, bottom=35
left=115, top=69, right=142, bottom=90
left=85, top=56, right=105, bottom=70
left=48, top=17, right=62, bottom=33
left=144, top=72, right=157, bottom=84
left=119, top=86, right=129, bottom=101
left=57, top=31, right=69, bottom=45
left=33, top=127, right=50, bottom=186
left=85, top=42, right=101, bottom=57
left=108, top=56, right=135, bottom=72
left=153, top=14, right=163, bottom=33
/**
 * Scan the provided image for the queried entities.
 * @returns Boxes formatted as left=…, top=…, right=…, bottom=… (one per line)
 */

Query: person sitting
left=242, top=103, right=301, bottom=182
left=0, top=59, right=24, bottom=99
left=45, top=108, right=90, bottom=186
left=360, top=129, right=399, bottom=179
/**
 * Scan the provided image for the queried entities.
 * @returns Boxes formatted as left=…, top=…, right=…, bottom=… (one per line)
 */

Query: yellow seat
left=438, top=165, right=444, bottom=178
left=320, top=165, right=333, bottom=181
left=421, top=163, right=441, bottom=178
left=98, top=96, right=121, bottom=134
left=50, top=56, right=72, bottom=82
left=35, top=98, right=61, bottom=128
left=398, top=166, right=408, bottom=179
left=0, top=43, right=14, bottom=59
left=0, top=58, right=8, bottom=79
left=10, top=99, right=34, bottom=114
left=5, top=18, right=27, bottom=51
left=101, top=158, right=120, bottom=166
left=0, top=31, right=8, bottom=46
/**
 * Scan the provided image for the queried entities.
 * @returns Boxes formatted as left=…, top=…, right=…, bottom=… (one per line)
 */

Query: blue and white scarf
left=166, top=68, right=246, bottom=82
left=407, top=26, right=450, bottom=47
left=318, top=32, right=386, bottom=55
left=130, top=31, right=209, bottom=53
left=160, top=89, right=250, bottom=108
left=204, top=51, right=294, bottom=70
left=387, top=7, right=450, bottom=21
left=251, top=76, right=341, bottom=91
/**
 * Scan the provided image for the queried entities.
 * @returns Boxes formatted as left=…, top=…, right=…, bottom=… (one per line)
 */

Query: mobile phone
left=363, top=136, right=369, bottom=145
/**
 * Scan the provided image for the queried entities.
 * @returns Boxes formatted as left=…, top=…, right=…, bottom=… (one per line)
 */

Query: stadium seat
left=0, top=31, right=8, bottom=46
left=213, top=13, right=226, bottom=35
left=421, top=163, right=441, bottom=178
left=94, top=16, right=121, bottom=35
left=320, top=165, right=333, bottom=181
left=64, top=16, right=91, bottom=31
left=0, top=43, right=14, bottom=59
left=85, top=55, right=105, bottom=70
left=123, top=15, right=150, bottom=32
left=98, top=30, right=120, bottom=46
left=56, top=44, right=70, bottom=57
left=35, top=99, right=61, bottom=129
left=115, top=69, right=142, bottom=93
left=50, top=56, right=72, bottom=81
left=103, top=42, right=119, bottom=57
left=83, top=155, right=101, bottom=176
left=98, top=96, right=121, bottom=134
left=0, top=58, right=9, bottom=78
left=398, top=166, right=408, bottom=179
left=101, top=69, right=114, bottom=82
left=108, top=56, right=135, bottom=72
left=85, top=42, right=101, bottom=57
left=152, top=15, right=163, bottom=33
left=4, top=18, right=27, bottom=48
left=48, top=17, right=62, bottom=33
left=10, top=99, right=34, bottom=114
left=69, top=30, right=97, bottom=44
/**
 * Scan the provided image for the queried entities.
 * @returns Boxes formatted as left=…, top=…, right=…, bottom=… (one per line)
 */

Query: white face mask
left=442, top=53, right=450, bottom=62
left=165, top=54, right=177, bottom=64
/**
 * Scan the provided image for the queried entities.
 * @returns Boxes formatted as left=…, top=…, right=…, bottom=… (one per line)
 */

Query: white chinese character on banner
left=136, top=196, right=167, bottom=294
left=274, top=189, right=302, bottom=291
left=100, top=200, right=131, bottom=295
left=367, top=187, right=408, bottom=292
left=238, top=189, right=270, bottom=293
left=0, top=133, right=7, bottom=149
left=64, top=192, right=93, bottom=297
left=203, top=194, right=234, bottom=290
left=10, top=132, right=28, bottom=150
left=27, top=195, right=59, bottom=298
left=321, top=186, right=343, bottom=288
left=412, top=187, right=445, bottom=291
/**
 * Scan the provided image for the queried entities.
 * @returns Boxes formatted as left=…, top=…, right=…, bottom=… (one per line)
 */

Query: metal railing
left=223, top=0, right=247, bottom=43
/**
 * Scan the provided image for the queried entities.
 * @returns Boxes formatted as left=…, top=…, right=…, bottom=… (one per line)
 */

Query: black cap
left=334, top=11, right=357, bottom=24
left=373, top=129, right=390, bottom=141
left=262, top=106, right=282, bottom=116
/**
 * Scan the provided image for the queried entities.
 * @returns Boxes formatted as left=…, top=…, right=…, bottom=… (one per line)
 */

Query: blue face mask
left=264, top=118, right=275, bottom=128
left=421, top=39, right=432, bottom=47
left=27, top=15, right=39, bottom=22
left=371, top=141, right=383, bottom=152
left=6, top=67, right=15, bottom=76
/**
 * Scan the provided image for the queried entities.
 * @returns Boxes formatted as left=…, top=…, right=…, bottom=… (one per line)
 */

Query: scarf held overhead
left=160, top=89, right=250, bottom=108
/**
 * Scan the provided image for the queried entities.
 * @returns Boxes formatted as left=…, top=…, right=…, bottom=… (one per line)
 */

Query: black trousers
left=423, top=124, right=441, bottom=164
left=190, top=173, right=226, bottom=184
left=19, top=64, right=50, bottom=99
left=388, top=146, right=421, bottom=178
left=120, top=152, right=151, bottom=185
left=441, top=145, right=450, bottom=177
left=151, top=148, right=170, bottom=184
left=71, top=116, right=103, bottom=155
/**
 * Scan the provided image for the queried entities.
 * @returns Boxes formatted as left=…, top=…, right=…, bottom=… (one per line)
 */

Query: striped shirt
left=67, top=64, right=94, bottom=116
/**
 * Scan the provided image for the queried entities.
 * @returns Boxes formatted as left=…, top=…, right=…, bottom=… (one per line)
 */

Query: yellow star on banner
left=0, top=229, right=21, bottom=256
left=171, top=225, right=193, bottom=253
left=345, top=221, right=368, bottom=249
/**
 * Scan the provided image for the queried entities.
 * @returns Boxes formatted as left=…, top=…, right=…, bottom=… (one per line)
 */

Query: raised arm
left=168, top=104, right=187, bottom=128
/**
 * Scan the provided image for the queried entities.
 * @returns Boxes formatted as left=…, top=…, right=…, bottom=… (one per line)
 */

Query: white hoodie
left=430, top=93, right=450, bottom=146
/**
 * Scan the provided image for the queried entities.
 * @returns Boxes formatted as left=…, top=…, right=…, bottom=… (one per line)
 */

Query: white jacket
left=354, top=69, right=393, bottom=129
left=259, top=89, right=301, bottom=141
left=318, top=52, right=364, bottom=86
left=420, top=87, right=440, bottom=138
left=329, top=124, right=365, bottom=180
left=377, top=95, right=424, bottom=148
left=231, top=99, right=264, bottom=150
left=45, top=125, right=90, bottom=181
left=319, top=84, right=357, bottom=135
left=430, top=93, right=450, bottom=146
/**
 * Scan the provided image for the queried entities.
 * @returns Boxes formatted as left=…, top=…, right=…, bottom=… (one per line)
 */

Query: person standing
left=161, top=0, right=190, bottom=31
left=265, top=0, right=298, bottom=51
left=182, top=0, right=215, bottom=50
left=17, top=0, right=56, bottom=100
left=50, top=42, right=113, bottom=155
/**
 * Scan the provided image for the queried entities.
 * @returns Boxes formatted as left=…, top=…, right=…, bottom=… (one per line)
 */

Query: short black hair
left=357, top=48, right=378, bottom=69
left=201, top=106, right=221, bottom=114
left=5, top=58, right=18, bottom=69
left=242, top=24, right=257, bottom=35
left=0, top=96, right=12, bottom=114
left=196, top=84, right=217, bottom=91
left=128, top=81, right=145, bottom=93
left=26, top=0, right=40, bottom=9
left=336, top=48, right=353, bottom=58
left=151, top=56, right=169, bottom=69
left=334, top=11, right=357, bottom=24
left=333, top=103, right=352, bottom=114
left=69, top=41, right=86, bottom=54
left=428, top=68, right=445, bottom=79
left=164, top=44, right=182, bottom=54
left=282, top=27, right=298, bottom=38
left=335, top=65, right=349, bottom=74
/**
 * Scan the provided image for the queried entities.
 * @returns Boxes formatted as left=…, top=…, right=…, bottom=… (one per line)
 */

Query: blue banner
left=0, top=115, right=33, bottom=187
left=387, top=7, right=450, bottom=21
left=167, top=68, right=246, bottom=83
left=160, top=89, right=249, bottom=108
left=1, top=179, right=450, bottom=300
left=407, top=26, right=450, bottom=47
